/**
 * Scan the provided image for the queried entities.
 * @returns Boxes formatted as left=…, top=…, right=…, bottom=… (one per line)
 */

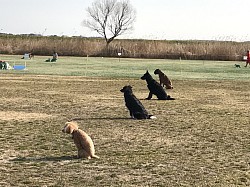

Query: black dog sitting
left=141, top=71, right=175, bottom=100
left=120, top=85, right=156, bottom=119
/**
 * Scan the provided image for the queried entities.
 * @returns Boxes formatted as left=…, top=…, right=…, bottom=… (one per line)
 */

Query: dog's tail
left=148, top=115, right=157, bottom=119
left=167, top=95, right=175, bottom=100
left=91, top=154, right=100, bottom=159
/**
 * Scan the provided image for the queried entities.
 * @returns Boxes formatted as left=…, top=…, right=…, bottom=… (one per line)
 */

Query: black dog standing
left=141, top=71, right=175, bottom=100
left=120, top=85, right=156, bottom=119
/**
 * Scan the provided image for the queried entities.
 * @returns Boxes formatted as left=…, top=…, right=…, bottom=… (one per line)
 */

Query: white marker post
left=118, top=52, right=122, bottom=62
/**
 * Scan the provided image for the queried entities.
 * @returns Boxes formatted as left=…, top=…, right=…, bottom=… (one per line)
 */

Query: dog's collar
left=72, top=129, right=78, bottom=133
left=71, top=129, right=79, bottom=139
left=72, top=129, right=80, bottom=134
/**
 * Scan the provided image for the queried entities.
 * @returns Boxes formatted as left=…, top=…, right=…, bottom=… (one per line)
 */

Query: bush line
left=0, top=34, right=249, bottom=61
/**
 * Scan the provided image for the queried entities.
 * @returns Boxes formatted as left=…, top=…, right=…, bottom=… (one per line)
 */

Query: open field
left=0, top=56, right=249, bottom=186
left=1, top=54, right=250, bottom=79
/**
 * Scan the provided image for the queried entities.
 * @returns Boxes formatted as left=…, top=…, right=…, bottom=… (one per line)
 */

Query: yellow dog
left=62, top=121, right=99, bottom=159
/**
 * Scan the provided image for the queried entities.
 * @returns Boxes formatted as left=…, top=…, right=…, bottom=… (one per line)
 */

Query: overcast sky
left=1, top=0, right=249, bottom=41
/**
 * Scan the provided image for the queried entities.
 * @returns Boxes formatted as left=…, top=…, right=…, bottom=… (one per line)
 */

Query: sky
left=0, top=0, right=250, bottom=41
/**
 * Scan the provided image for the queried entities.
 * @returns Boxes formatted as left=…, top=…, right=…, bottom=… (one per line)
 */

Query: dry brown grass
left=0, top=74, right=249, bottom=186
left=1, top=34, right=250, bottom=60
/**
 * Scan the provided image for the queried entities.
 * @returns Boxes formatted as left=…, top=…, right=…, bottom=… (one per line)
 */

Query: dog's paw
left=92, top=155, right=100, bottom=159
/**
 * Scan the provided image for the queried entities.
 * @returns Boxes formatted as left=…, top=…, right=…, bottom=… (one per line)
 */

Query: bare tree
left=83, top=0, right=136, bottom=46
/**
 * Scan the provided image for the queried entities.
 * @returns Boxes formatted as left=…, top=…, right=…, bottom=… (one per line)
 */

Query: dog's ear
left=62, top=122, right=69, bottom=133
left=68, top=125, right=74, bottom=134
left=64, top=122, right=71, bottom=134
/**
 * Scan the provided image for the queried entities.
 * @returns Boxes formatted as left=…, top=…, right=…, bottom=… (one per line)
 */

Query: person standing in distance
left=245, top=50, right=250, bottom=67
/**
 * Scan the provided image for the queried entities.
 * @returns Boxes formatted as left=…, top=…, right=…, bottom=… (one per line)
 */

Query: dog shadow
left=69, top=117, right=132, bottom=121
left=10, top=155, right=76, bottom=162
left=142, top=98, right=159, bottom=100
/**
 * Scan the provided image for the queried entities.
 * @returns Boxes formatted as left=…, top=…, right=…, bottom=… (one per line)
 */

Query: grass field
left=1, top=54, right=250, bottom=79
left=0, top=55, right=249, bottom=186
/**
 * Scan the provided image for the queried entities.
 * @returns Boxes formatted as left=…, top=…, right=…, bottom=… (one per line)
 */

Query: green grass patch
left=1, top=55, right=249, bottom=80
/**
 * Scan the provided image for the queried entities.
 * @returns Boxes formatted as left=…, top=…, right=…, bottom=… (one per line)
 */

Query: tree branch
left=83, top=0, right=136, bottom=46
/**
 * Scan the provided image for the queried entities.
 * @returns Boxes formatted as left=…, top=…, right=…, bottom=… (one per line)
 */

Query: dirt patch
left=0, top=111, right=53, bottom=121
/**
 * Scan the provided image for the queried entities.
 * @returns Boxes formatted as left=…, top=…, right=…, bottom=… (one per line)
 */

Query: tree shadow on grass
left=10, top=155, right=77, bottom=162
